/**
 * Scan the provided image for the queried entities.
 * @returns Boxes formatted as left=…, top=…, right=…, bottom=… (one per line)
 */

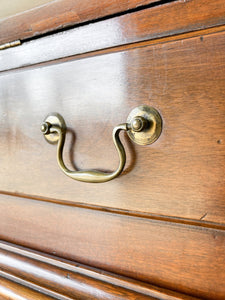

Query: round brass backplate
left=42, top=113, right=66, bottom=144
left=127, top=105, right=162, bottom=145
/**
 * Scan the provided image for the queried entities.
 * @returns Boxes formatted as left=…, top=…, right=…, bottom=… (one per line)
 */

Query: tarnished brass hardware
left=127, top=105, right=162, bottom=145
left=130, top=116, right=147, bottom=132
left=41, top=106, right=162, bottom=183
left=42, top=113, right=66, bottom=144
left=41, top=113, right=127, bottom=183
left=0, top=40, right=21, bottom=50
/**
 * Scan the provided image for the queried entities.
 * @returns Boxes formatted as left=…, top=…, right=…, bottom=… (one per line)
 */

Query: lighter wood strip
left=1, top=0, right=225, bottom=72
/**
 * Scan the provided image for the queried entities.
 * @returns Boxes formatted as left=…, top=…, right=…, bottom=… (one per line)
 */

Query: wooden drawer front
left=0, top=29, right=225, bottom=224
left=0, top=4, right=225, bottom=298
left=1, top=194, right=225, bottom=299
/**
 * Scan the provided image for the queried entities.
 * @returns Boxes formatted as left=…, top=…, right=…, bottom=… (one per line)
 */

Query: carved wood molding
left=0, top=242, right=199, bottom=299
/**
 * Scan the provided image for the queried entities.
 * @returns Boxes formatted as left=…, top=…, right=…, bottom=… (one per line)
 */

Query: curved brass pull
left=41, top=105, right=162, bottom=183
left=41, top=116, right=127, bottom=183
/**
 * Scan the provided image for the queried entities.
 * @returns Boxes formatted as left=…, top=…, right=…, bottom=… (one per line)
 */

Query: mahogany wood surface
left=0, top=195, right=225, bottom=299
left=0, top=29, right=224, bottom=224
left=0, top=0, right=161, bottom=45
left=1, top=0, right=225, bottom=72
left=0, top=1, right=225, bottom=299
left=0, top=242, right=200, bottom=300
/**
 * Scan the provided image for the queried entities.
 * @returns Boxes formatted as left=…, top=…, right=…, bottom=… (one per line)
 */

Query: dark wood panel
left=1, top=0, right=225, bottom=71
left=0, top=276, right=57, bottom=300
left=0, top=242, right=199, bottom=300
left=0, top=195, right=225, bottom=299
left=0, top=0, right=161, bottom=45
left=0, top=30, right=225, bottom=223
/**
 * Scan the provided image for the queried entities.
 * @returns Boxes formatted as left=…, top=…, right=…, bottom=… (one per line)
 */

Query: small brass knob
left=127, top=105, right=162, bottom=145
left=41, top=122, right=51, bottom=134
left=130, top=116, right=147, bottom=132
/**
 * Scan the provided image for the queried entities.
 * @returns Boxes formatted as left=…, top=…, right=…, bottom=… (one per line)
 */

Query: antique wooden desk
left=0, top=0, right=225, bottom=299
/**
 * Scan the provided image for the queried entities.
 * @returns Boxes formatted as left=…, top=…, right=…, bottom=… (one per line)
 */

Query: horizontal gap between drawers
left=20, top=0, right=178, bottom=44
left=1, top=23, right=225, bottom=75
left=0, top=0, right=177, bottom=46
left=0, top=190, right=224, bottom=231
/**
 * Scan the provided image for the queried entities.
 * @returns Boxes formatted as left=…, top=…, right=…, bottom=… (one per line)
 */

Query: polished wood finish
left=0, top=0, right=160, bottom=45
left=1, top=0, right=225, bottom=71
left=0, top=242, right=200, bottom=300
left=0, top=29, right=224, bottom=223
left=0, top=1, right=225, bottom=299
left=0, top=195, right=225, bottom=299
left=0, top=276, right=56, bottom=300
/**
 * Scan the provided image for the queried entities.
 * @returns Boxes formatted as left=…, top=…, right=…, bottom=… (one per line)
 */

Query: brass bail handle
left=41, top=105, right=162, bottom=183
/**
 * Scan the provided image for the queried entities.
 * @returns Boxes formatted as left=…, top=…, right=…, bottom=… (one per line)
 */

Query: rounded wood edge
left=0, top=241, right=199, bottom=300
left=0, top=275, right=57, bottom=300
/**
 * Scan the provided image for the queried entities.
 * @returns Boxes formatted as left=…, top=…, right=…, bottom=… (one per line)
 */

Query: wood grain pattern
left=0, top=30, right=224, bottom=223
left=0, top=195, right=225, bottom=299
left=0, top=2, right=225, bottom=298
left=1, top=0, right=225, bottom=72
left=0, top=242, right=200, bottom=300
left=0, top=0, right=161, bottom=45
